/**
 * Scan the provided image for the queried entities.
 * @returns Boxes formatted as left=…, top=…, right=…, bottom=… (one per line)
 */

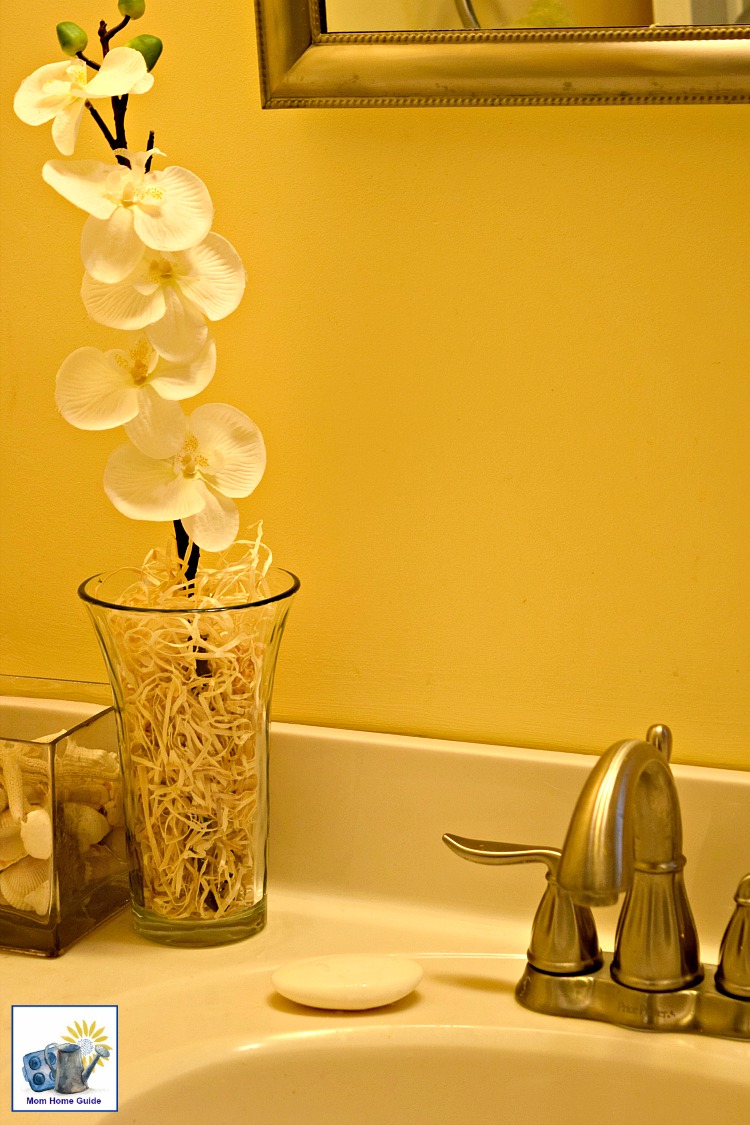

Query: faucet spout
left=556, top=724, right=702, bottom=992
left=557, top=726, right=681, bottom=908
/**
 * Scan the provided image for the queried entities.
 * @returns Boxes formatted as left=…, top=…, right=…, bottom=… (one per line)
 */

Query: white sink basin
left=106, top=1019, right=750, bottom=1125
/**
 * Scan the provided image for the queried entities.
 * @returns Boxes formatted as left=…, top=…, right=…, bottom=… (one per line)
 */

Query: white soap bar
left=271, top=954, right=423, bottom=1010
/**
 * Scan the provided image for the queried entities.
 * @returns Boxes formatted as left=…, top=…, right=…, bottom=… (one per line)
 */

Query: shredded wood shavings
left=93, top=524, right=277, bottom=922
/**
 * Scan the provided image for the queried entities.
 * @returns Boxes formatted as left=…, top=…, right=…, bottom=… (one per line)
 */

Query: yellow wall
left=1, top=2, right=748, bottom=769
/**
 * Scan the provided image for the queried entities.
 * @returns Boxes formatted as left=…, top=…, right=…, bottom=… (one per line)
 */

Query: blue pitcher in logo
left=43, top=1042, right=110, bottom=1094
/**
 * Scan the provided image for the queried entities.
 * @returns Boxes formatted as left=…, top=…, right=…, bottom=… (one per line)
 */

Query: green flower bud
left=56, top=21, right=88, bottom=56
left=118, top=0, right=146, bottom=18
left=126, top=33, right=163, bottom=71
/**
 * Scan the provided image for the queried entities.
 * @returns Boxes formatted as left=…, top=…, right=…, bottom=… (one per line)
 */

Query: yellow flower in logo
left=61, top=1019, right=111, bottom=1069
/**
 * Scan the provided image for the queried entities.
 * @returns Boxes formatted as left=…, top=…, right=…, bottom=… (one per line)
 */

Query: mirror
left=322, top=2, right=750, bottom=32
left=254, top=0, right=750, bottom=105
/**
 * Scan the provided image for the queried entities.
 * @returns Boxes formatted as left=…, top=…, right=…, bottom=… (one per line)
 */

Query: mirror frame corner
left=254, top=0, right=750, bottom=107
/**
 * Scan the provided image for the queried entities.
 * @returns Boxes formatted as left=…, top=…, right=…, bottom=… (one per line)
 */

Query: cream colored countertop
left=2, top=721, right=749, bottom=1123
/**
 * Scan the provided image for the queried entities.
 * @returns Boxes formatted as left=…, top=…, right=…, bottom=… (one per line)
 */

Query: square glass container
left=0, top=696, right=128, bottom=956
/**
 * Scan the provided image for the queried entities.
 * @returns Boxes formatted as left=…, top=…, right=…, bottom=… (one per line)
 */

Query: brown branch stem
left=84, top=102, right=130, bottom=166
left=145, top=131, right=156, bottom=173
left=76, top=51, right=100, bottom=71
left=82, top=16, right=134, bottom=164
left=84, top=101, right=117, bottom=148
left=174, top=520, right=201, bottom=585
left=98, top=15, right=130, bottom=56
left=112, top=94, right=129, bottom=151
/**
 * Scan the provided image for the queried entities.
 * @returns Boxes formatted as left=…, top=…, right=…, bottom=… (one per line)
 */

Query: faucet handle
left=715, top=873, right=750, bottom=999
left=443, top=834, right=602, bottom=975
left=442, top=835, right=560, bottom=871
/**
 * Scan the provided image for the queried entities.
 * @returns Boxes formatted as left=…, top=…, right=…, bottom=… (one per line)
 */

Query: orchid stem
left=94, top=15, right=131, bottom=161
left=174, top=520, right=200, bottom=585
left=84, top=101, right=117, bottom=148
left=173, top=522, right=209, bottom=676
left=145, top=131, right=156, bottom=173
left=85, top=100, right=129, bottom=165
left=112, top=94, right=129, bottom=150
left=76, top=51, right=100, bottom=71
left=98, top=16, right=130, bottom=57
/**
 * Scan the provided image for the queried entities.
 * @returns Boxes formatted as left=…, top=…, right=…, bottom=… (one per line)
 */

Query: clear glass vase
left=78, top=566, right=299, bottom=947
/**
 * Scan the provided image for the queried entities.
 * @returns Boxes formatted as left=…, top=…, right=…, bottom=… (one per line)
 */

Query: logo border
left=11, top=1004, right=119, bottom=1114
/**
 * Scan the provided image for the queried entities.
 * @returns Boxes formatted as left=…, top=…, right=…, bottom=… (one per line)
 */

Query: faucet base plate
left=516, top=955, right=749, bottom=1041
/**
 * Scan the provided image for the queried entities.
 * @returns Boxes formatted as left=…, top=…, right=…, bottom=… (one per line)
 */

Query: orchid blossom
left=55, top=334, right=216, bottom=434
left=81, top=232, right=246, bottom=363
left=43, top=150, right=214, bottom=283
left=13, top=48, right=153, bottom=156
left=103, top=404, right=266, bottom=552
left=15, top=7, right=263, bottom=565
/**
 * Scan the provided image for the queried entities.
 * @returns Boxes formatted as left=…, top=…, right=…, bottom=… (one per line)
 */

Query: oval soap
left=271, top=954, right=423, bottom=1011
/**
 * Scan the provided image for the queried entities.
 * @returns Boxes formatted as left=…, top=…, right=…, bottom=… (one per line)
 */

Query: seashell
left=0, top=809, right=20, bottom=839
left=3, top=740, right=49, bottom=779
left=20, top=755, right=50, bottom=778
left=23, top=783, right=47, bottom=809
left=33, top=729, right=67, bottom=743
left=84, top=844, right=123, bottom=882
left=0, top=747, right=25, bottom=821
left=63, top=803, right=110, bottom=852
left=20, top=808, right=53, bottom=860
left=25, top=879, right=51, bottom=916
left=0, top=856, right=50, bottom=914
left=60, top=740, right=120, bottom=778
left=0, top=783, right=7, bottom=813
left=104, top=794, right=124, bottom=827
left=0, top=833, right=27, bottom=869
left=58, top=780, right=110, bottom=808
left=107, top=826, right=127, bottom=860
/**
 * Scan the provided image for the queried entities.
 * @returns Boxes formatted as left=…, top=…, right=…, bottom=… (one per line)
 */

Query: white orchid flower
left=13, top=48, right=153, bottom=156
left=81, top=232, right=246, bottom=363
left=103, top=403, right=266, bottom=552
left=55, top=335, right=216, bottom=434
left=43, top=150, right=214, bottom=283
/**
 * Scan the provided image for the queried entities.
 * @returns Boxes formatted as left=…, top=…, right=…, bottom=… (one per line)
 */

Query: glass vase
left=78, top=566, right=299, bottom=947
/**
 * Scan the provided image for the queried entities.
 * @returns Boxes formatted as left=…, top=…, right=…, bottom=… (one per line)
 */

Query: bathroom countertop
left=3, top=886, right=750, bottom=1124
left=1, top=888, right=525, bottom=1122
left=2, top=884, right=526, bottom=1017
left=2, top=720, right=749, bottom=1122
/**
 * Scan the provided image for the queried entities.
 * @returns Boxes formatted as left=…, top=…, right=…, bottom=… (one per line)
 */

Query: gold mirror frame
left=254, top=0, right=750, bottom=106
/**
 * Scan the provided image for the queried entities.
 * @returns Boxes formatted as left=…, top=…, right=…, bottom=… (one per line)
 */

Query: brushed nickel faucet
left=444, top=724, right=749, bottom=1040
